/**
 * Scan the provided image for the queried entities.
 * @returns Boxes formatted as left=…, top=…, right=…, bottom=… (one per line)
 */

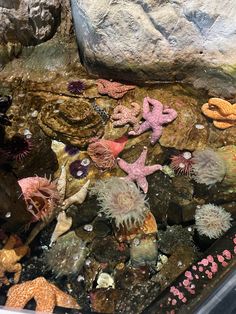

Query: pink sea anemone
left=18, top=177, right=60, bottom=223
left=170, top=151, right=193, bottom=176
left=90, top=177, right=149, bottom=229
left=87, top=136, right=127, bottom=169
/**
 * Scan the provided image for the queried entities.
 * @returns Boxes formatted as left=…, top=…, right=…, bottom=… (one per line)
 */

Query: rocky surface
left=71, top=0, right=236, bottom=99
left=0, top=0, right=61, bottom=46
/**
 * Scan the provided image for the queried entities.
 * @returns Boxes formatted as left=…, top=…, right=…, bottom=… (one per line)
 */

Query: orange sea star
left=5, top=276, right=80, bottom=313
left=201, top=98, right=236, bottom=129
left=0, top=235, right=28, bottom=287
left=96, top=79, right=135, bottom=99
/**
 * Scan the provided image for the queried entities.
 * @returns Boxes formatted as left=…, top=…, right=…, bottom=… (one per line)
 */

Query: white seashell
left=49, top=211, right=72, bottom=246
left=57, top=164, right=67, bottom=200
left=96, top=272, right=115, bottom=289
left=51, top=140, right=65, bottom=154
left=62, top=180, right=90, bottom=209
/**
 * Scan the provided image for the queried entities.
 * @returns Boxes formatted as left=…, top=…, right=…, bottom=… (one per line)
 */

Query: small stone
left=96, top=272, right=115, bottom=289
left=31, top=110, right=38, bottom=118
left=182, top=152, right=192, bottom=160
left=195, top=124, right=205, bottom=129
left=5, top=212, right=11, bottom=218
left=85, top=259, right=92, bottom=266
left=23, top=129, right=32, bottom=139
left=81, top=158, right=90, bottom=166
left=83, top=224, right=93, bottom=232
left=133, top=238, right=140, bottom=246
left=77, top=275, right=85, bottom=282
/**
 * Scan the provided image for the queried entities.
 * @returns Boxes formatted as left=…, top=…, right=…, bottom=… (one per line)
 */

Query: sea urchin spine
left=170, top=151, right=193, bottom=176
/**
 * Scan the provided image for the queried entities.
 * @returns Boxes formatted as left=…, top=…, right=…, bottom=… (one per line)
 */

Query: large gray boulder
left=0, top=0, right=61, bottom=45
left=71, top=0, right=236, bottom=98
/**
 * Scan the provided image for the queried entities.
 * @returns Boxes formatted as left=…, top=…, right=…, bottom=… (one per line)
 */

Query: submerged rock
left=45, top=231, right=89, bottom=277
left=71, top=0, right=236, bottom=98
left=38, top=98, right=105, bottom=148
left=0, top=169, right=31, bottom=232
left=0, top=0, right=61, bottom=46
left=158, top=225, right=195, bottom=255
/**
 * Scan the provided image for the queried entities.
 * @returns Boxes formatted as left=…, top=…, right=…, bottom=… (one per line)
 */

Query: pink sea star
left=117, top=147, right=162, bottom=193
left=129, top=97, right=177, bottom=144
left=96, top=79, right=136, bottom=99
left=111, top=102, right=141, bottom=131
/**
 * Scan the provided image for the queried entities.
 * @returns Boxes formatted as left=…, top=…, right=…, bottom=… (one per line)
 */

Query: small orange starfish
left=201, top=98, right=236, bottom=129
left=5, top=276, right=80, bottom=313
left=0, top=235, right=28, bottom=287
left=96, top=79, right=135, bottom=99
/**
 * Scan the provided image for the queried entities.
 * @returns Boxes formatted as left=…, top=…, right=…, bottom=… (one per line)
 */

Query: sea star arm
left=144, top=164, right=163, bottom=175
left=136, top=176, right=149, bottom=193
left=34, top=287, right=56, bottom=313
left=117, top=158, right=131, bottom=173
left=130, top=102, right=141, bottom=115
left=146, top=97, right=164, bottom=116
left=5, top=281, right=34, bottom=309
left=128, top=120, right=150, bottom=136
left=135, top=147, right=148, bottom=167
left=150, top=126, right=163, bottom=144
left=113, top=119, right=129, bottom=126
left=10, top=263, right=22, bottom=284
left=53, top=285, right=81, bottom=309
left=161, top=108, right=178, bottom=123
left=142, top=97, right=151, bottom=118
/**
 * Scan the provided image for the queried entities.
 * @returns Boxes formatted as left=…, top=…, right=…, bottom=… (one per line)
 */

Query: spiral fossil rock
left=38, top=99, right=105, bottom=147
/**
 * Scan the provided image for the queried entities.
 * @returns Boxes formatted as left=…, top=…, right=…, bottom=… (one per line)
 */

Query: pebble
left=31, top=110, right=38, bottom=118
left=23, top=129, right=32, bottom=139
left=195, top=124, right=205, bottom=129
left=5, top=212, right=11, bottom=218
left=83, top=224, right=93, bottom=232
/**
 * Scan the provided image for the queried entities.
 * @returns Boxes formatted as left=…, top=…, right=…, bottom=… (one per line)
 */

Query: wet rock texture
left=0, top=0, right=61, bottom=46
left=71, top=0, right=236, bottom=99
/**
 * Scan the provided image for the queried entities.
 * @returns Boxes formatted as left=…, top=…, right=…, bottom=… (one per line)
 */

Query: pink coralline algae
left=18, top=177, right=60, bottom=223
left=96, top=79, right=136, bottom=99
left=128, top=97, right=177, bottom=145
left=117, top=146, right=162, bottom=193
left=157, top=229, right=236, bottom=313
left=170, top=151, right=193, bottom=176
left=111, top=102, right=141, bottom=131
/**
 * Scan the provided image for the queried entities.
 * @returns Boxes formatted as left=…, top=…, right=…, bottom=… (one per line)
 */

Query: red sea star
left=111, top=102, right=141, bottom=131
left=96, top=79, right=136, bottom=99
left=129, top=97, right=177, bottom=144
left=117, top=147, right=162, bottom=193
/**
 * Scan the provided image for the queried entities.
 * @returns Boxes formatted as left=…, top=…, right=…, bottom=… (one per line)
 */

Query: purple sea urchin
left=90, top=177, right=149, bottom=229
left=69, top=159, right=88, bottom=179
left=192, top=149, right=226, bottom=185
left=64, top=145, right=80, bottom=156
left=67, top=80, right=85, bottom=94
left=170, top=151, right=193, bottom=176
left=195, top=204, right=232, bottom=239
